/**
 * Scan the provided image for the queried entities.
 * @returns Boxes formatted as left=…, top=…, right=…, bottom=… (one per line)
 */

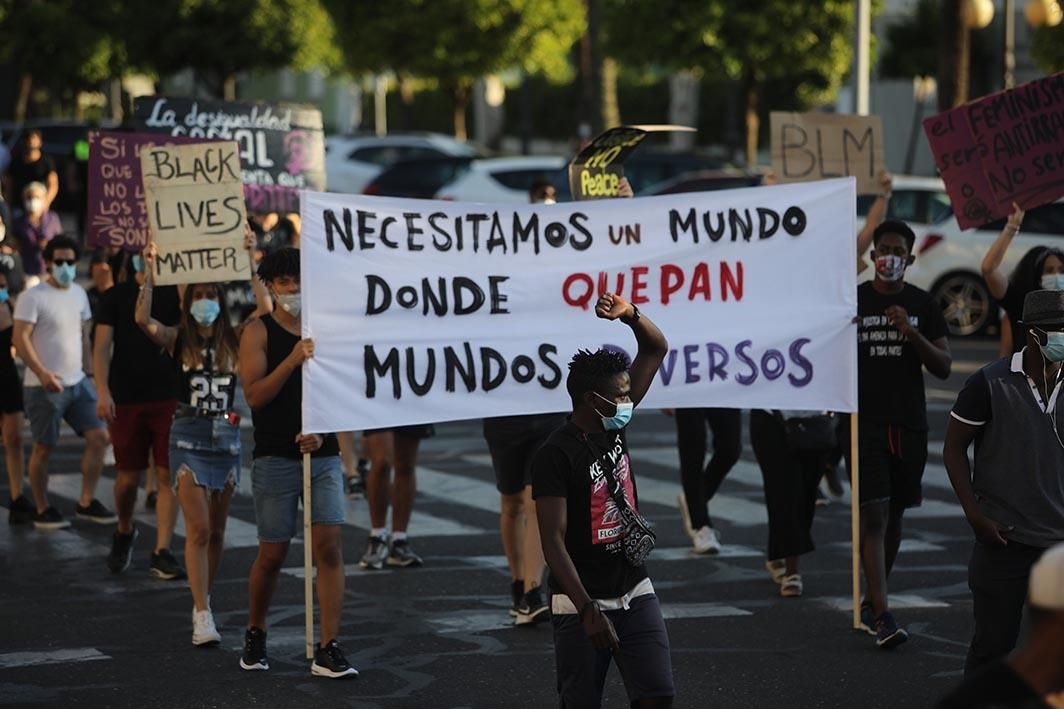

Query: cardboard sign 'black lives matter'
left=568, top=125, right=695, bottom=200
left=141, top=141, right=250, bottom=286
left=133, top=95, right=325, bottom=214
left=770, top=113, right=885, bottom=195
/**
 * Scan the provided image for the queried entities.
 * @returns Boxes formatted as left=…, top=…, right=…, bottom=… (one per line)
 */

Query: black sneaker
left=386, top=539, right=423, bottom=568
left=8, top=495, right=34, bottom=525
left=150, top=548, right=187, bottom=580
left=874, top=611, right=909, bottom=649
left=239, top=627, right=269, bottom=671
left=359, top=535, right=389, bottom=570
left=515, top=586, right=550, bottom=626
left=33, top=506, right=71, bottom=530
left=344, top=474, right=365, bottom=500
left=75, top=499, right=117, bottom=524
left=145, top=491, right=158, bottom=510
left=311, top=639, right=358, bottom=678
left=107, top=527, right=138, bottom=574
left=509, top=579, right=524, bottom=618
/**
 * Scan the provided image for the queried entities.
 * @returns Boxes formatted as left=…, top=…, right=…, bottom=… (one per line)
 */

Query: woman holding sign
left=136, top=227, right=267, bottom=647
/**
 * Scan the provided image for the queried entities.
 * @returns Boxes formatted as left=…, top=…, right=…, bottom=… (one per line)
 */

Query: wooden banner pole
left=850, top=411, right=862, bottom=630
left=303, top=450, right=314, bottom=659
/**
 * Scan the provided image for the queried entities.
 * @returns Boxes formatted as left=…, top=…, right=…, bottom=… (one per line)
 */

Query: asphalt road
left=0, top=338, right=1003, bottom=708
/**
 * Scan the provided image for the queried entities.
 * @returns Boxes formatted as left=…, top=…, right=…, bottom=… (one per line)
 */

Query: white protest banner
left=770, top=112, right=885, bottom=195
left=141, top=141, right=250, bottom=286
left=300, top=179, right=857, bottom=433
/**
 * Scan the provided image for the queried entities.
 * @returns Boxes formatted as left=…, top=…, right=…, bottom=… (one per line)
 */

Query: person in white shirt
left=13, top=235, right=114, bottom=530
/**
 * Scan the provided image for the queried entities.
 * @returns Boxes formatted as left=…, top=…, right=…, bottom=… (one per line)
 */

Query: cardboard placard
left=568, top=124, right=695, bottom=200
left=141, top=141, right=250, bottom=286
left=770, top=112, right=885, bottom=195
left=86, top=131, right=205, bottom=252
left=132, top=95, right=326, bottom=214
left=923, top=71, right=1064, bottom=230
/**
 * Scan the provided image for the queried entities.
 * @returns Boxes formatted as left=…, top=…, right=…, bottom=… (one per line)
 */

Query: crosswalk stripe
left=819, top=593, right=950, bottom=612
left=0, top=648, right=110, bottom=669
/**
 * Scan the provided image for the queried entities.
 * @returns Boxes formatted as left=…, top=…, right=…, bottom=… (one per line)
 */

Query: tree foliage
left=323, top=0, right=585, bottom=137
left=1030, top=23, right=1064, bottom=74
left=125, top=0, right=339, bottom=98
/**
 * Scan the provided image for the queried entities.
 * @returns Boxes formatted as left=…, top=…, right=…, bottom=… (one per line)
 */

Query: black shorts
left=483, top=414, right=564, bottom=495
left=363, top=424, right=436, bottom=440
left=857, top=421, right=927, bottom=510
left=0, top=361, right=23, bottom=414
left=551, top=593, right=674, bottom=707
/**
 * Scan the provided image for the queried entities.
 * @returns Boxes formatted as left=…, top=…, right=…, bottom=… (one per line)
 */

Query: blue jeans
left=169, top=416, right=241, bottom=492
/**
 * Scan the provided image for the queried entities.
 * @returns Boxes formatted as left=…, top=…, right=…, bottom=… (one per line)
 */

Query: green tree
left=126, top=0, right=339, bottom=100
left=0, top=0, right=129, bottom=119
left=604, top=0, right=856, bottom=167
left=1030, top=23, right=1064, bottom=73
left=323, top=0, right=585, bottom=140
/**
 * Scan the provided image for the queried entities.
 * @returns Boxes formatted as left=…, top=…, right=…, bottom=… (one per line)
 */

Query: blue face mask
left=1039, top=330, right=1064, bottom=363
left=0, top=288, right=9, bottom=304
left=52, top=263, right=76, bottom=286
left=592, top=392, right=634, bottom=430
left=189, top=298, right=220, bottom=327
left=131, top=254, right=145, bottom=273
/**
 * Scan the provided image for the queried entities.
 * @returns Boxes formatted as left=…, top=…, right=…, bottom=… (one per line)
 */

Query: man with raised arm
left=533, top=292, right=673, bottom=709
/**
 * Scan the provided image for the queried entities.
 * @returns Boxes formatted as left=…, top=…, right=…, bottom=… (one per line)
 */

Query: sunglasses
left=51, top=259, right=77, bottom=266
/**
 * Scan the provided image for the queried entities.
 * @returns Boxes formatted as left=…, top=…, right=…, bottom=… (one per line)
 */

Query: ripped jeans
left=169, top=415, right=241, bottom=492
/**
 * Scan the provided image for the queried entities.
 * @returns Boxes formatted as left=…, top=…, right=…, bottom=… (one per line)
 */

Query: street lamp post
left=1004, top=0, right=1061, bottom=90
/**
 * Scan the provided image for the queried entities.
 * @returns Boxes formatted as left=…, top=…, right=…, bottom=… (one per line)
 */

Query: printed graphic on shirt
left=588, top=435, right=637, bottom=548
left=858, top=314, right=919, bottom=358
left=184, top=368, right=235, bottom=411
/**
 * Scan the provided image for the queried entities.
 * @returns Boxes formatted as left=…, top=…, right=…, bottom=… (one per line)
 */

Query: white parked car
left=857, top=176, right=1064, bottom=336
left=325, top=133, right=476, bottom=195
left=434, top=156, right=567, bottom=203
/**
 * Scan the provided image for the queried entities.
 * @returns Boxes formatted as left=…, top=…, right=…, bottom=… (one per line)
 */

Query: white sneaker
left=780, top=573, right=803, bottom=597
left=192, top=608, right=221, bottom=646
left=677, top=493, right=695, bottom=540
left=692, top=526, right=722, bottom=555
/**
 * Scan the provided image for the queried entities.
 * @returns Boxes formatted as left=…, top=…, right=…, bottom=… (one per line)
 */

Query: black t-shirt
left=173, top=336, right=237, bottom=412
left=999, top=285, right=1028, bottom=354
left=8, top=155, right=56, bottom=198
left=857, top=281, right=949, bottom=430
left=936, top=661, right=1048, bottom=708
left=96, top=281, right=180, bottom=404
left=532, top=421, right=647, bottom=599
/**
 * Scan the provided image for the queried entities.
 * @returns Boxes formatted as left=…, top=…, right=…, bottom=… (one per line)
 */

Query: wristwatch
left=622, top=305, right=641, bottom=323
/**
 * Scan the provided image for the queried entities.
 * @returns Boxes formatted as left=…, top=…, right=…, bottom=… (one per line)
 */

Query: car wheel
left=932, top=273, right=992, bottom=337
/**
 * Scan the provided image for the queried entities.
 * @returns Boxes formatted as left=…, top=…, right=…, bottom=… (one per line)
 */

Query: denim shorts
left=169, top=416, right=241, bottom=492
left=25, top=378, right=105, bottom=447
left=251, top=455, right=345, bottom=543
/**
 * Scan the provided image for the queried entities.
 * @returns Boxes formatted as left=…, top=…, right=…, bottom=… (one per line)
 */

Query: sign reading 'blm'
left=770, top=112, right=885, bottom=195
left=132, top=95, right=326, bottom=214
left=923, top=72, right=1064, bottom=230
left=140, top=141, right=250, bottom=286
left=299, top=179, right=858, bottom=433
left=86, top=131, right=203, bottom=252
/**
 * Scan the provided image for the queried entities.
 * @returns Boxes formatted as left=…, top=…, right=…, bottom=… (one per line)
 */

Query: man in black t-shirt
left=533, top=292, right=673, bottom=709
left=94, top=254, right=184, bottom=579
left=855, top=219, right=952, bottom=649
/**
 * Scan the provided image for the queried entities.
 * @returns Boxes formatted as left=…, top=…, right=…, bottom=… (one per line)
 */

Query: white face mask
left=1041, top=274, right=1064, bottom=290
left=24, top=197, right=44, bottom=215
left=275, top=292, right=301, bottom=318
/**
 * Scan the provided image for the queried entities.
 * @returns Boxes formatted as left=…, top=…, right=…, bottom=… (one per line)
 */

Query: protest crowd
left=2, top=78, right=1064, bottom=708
